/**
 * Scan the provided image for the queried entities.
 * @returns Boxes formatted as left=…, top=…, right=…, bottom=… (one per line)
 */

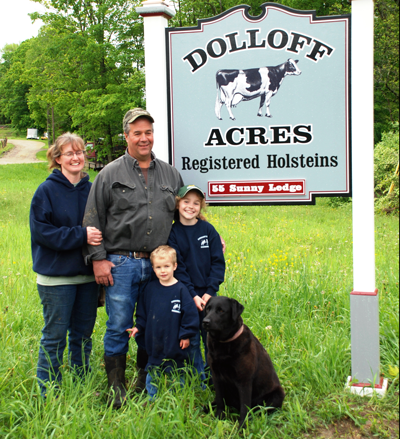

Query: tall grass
left=0, top=164, right=398, bottom=438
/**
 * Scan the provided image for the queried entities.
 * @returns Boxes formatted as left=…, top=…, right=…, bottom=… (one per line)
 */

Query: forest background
left=0, top=0, right=398, bottom=145
left=0, top=0, right=398, bottom=212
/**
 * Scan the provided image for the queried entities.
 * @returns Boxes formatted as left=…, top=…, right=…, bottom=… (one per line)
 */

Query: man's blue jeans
left=104, top=254, right=152, bottom=357
left=37, top=282, right=98, bottom=396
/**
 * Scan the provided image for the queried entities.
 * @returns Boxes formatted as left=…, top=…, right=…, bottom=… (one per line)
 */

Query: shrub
left=326, top=196, right=352, bottom=208
left=374, top=123, right=399, bottom=214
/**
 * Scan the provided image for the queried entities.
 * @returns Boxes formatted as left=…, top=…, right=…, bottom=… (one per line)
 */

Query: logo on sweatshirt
left=198, top=235, right=209, bottom=249
left=171, top=300, right=181, bottom=314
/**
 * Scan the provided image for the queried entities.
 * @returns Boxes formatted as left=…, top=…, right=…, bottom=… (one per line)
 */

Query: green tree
left=374, top=123, right=399, bottom=214
left=169, top=0, right=263, bottom=27
left=374, top=0, right=399, bottom=142
left=0, top=41, right=35, bottom=133
left=28, top=0, right=145, bottom=158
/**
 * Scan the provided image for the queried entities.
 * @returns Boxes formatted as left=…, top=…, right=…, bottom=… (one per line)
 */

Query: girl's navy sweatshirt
left=167, top=219, right=225, bottom=299
left=30, top=169, right=93, bottom=277
left=135, top=280, right=198, bottom=369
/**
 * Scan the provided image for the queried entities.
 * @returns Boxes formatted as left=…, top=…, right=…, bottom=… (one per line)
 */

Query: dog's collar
left=220, top=325, right=244, bottom=343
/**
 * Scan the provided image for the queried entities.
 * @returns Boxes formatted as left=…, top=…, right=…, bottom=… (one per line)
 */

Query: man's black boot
left=104, top=354, right=127, bottom=409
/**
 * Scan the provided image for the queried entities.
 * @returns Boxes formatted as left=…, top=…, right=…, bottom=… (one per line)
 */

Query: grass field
left=0, top=163, right=398, bottom=438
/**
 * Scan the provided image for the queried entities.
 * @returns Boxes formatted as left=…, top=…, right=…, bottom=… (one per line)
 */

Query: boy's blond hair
left=150, top=245, right=177, bottom=265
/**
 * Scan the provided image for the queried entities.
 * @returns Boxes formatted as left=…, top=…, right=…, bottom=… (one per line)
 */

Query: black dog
left=203, top=296, right=285, bottom=429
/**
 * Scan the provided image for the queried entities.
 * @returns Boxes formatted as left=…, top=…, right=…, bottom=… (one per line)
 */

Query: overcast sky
left=0, top=0, right=178, bottom=53
left=0, top=0, right=49, bottom=52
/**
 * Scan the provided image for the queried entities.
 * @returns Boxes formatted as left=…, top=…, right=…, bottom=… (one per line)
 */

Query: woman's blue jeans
left=36, top=282, right=98, bottom=396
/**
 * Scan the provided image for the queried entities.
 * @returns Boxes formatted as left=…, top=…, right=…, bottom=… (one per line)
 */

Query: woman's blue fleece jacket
left=30, top=169, right=93, bottom=277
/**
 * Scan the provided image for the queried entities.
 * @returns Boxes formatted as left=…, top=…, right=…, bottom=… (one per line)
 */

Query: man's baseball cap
left=123, top=108, right=154, bottom=126
left=178, top=185, right=205, bottom=199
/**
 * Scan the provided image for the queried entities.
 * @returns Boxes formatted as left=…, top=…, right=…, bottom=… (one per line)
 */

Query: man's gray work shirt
left=83, top=150, right=183, bottom=262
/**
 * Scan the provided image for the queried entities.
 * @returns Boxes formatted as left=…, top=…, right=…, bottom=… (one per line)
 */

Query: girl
left=167, top=185, right=225, bottom=383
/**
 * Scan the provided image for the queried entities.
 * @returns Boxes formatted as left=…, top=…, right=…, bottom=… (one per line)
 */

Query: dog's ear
left=231, top=298, right=244, bottom=321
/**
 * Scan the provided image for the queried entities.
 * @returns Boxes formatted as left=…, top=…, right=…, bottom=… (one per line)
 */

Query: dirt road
left=0, top=139, right=46, bottom=165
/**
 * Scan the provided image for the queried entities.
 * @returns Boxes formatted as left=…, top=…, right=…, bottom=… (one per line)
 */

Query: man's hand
left=180, top=339, right=190, bottom=349
left=87, top=227, right=103, bottom=246
left=93, top=259, right=115, bottom=286
left=193, top=295, right=206, bottom=311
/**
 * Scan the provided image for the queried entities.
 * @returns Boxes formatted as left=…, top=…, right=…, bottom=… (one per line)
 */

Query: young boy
left=126, top=245, right=198, bottom=399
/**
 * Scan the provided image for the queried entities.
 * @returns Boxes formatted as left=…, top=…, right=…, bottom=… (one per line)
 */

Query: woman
left=30, top=132, right=102, bottom=397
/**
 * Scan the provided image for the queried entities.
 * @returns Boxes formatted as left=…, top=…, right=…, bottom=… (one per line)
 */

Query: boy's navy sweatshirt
left=135, top=280, right=198, bottom=369
left=168, top=219, right=225, bottom=299
left=30, top=169, right=93, bottom=277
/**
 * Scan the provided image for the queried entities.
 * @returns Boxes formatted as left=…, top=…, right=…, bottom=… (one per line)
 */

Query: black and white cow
left=215, top=59, right=301, bottom=120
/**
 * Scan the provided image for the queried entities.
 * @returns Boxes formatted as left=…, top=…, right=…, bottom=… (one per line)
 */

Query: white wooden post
left=349, top=0, right=387, bottom=395
left=136, top=1, right=175, bottom=163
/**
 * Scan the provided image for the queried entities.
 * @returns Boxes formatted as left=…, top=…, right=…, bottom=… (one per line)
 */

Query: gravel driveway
left=0, top=139, right=46, bottom=165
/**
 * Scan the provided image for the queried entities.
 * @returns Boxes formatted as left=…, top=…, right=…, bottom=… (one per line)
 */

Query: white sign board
left=167, top=4, right=351, bottom=205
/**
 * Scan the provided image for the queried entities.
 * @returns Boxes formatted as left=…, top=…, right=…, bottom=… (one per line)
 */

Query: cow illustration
left=171, top=301, right=181, bottom=313
left=215, top=59, right=301, bottom=120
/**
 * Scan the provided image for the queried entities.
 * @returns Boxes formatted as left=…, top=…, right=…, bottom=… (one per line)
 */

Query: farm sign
left=166, top=4, right=351, bottom=204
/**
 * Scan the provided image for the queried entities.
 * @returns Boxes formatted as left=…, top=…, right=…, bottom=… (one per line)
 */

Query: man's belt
left=109, top=251, right=150, bottom=259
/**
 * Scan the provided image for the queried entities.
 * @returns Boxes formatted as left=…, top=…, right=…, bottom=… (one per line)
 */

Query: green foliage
left=0, top=0, right=398, bottom=156
left=374, top=0, right=399, bottom=142
left=0, top=41, right=36, bottom=132
left=169, top=0, right=264, bottom=27
left=0, top=0, right=146, bottom=157
left=326, top=196, right=352, bottom=208
left=374, top=123, right=399, bottom=214
left=279, top=0, right=350, bottom=16
left=27, top=0, right=146, bottom=155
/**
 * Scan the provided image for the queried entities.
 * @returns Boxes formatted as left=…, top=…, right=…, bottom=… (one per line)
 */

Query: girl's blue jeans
left=187, top=309, right=208, bottom=386
left=36, top=282, right=98, bottom=396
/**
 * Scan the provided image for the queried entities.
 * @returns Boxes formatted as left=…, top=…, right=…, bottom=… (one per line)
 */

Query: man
left=83, top=108, right=183, bottom=408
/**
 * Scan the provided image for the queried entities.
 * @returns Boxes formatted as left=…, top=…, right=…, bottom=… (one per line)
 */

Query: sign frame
left=166, top=3, right=352, bottom=206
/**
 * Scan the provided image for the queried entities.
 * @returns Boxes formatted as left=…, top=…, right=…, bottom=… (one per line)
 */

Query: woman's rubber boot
left=104, top=354, right=127, bottom=409
left=135, top=348, right=148, bottom=393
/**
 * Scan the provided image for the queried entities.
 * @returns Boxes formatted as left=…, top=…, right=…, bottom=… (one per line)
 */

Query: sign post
left=136, top=0, right=175, bottom=162
left=347, top=0, right=387, bottom=396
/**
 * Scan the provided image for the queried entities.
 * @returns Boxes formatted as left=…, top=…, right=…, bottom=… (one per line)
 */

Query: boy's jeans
left=146, top=366, right=185, bottom=400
